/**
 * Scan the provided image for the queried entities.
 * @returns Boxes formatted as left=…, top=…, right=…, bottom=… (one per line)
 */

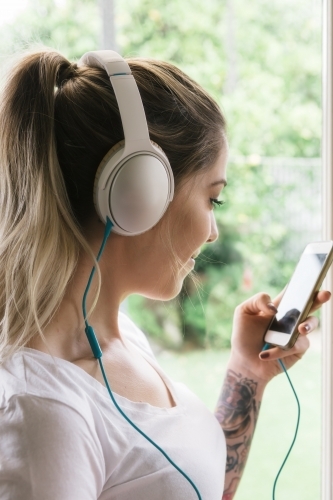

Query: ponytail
left=0, top=50, right=95, bottom=361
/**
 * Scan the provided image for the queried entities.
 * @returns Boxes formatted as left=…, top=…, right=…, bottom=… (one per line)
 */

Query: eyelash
left=210, top=198, right=225, bottom=209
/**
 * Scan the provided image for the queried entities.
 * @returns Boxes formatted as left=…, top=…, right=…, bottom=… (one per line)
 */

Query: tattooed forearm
left=215, top=369, right=259, bottom=447
left=215, top=369, right=263, bottom=499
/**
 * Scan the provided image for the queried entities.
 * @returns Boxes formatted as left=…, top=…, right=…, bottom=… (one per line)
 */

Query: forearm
left=215, top=361, right=266, bottom=499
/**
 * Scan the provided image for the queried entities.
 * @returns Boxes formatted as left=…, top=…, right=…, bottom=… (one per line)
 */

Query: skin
left=29, top=145, right=331, bottom=498
left=31, top=148, right=228, bottom=406
left=217, top=287, right=330, bottom=499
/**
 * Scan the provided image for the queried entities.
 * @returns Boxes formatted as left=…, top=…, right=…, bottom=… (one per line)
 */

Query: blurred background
left=0, top=0, right=323, bottom=497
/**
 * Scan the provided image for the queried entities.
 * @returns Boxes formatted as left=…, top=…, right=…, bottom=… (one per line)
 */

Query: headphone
left=78, top=50, right=174, bottom=236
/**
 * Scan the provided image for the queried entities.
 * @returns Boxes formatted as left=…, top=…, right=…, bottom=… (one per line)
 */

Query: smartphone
left=264, top=241, right=333, bottom=350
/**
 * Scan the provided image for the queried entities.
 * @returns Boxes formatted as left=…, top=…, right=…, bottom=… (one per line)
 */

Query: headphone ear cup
left=94, top=140, right=173, bottom=235
left=110, top=153, right=171, bottom=234
left=150, top=140, right=168, bottom=160
left=93, top=140, right=124, bottom=210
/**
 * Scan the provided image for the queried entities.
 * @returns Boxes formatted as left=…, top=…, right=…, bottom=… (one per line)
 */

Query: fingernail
left=304, top=324, right=311, bottom=332
left=267, top=302, right=278, bottom=313
left=260, top=352, right=270, bottom=359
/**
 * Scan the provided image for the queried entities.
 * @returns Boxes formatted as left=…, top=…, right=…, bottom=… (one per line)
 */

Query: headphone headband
left=79, top=51, right=131, bottom=75
left=79, top=51, right=151, bottom=151
left=78, top=50, right=174, bottom=235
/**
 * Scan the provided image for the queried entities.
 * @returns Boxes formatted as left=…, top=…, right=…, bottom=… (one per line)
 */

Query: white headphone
left=78, top=50, right=174, bottom=236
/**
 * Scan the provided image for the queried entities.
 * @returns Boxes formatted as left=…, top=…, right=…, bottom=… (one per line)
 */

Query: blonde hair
left=0, top=48, right=226, bottom=362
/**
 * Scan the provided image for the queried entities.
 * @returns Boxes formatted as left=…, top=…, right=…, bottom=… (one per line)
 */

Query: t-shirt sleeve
left=0, top=394, right=105, bottom=500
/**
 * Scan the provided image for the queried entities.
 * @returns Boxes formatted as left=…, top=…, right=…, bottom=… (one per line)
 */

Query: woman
left=0, top=48, right=329, bottom=500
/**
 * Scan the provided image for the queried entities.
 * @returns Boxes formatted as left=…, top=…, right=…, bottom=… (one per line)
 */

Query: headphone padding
left=93, top=140, right=124, bottom=217
left=110, top=154, right=170, bottom=234
left=94, top=140, right=173, bottom=235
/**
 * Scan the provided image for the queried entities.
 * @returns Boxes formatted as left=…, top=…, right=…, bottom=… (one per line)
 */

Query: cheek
left=172, top=210, right=212, bottom=259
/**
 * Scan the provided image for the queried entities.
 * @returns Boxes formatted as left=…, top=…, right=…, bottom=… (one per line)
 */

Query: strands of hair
left=0, top=48, right=227, bottom=362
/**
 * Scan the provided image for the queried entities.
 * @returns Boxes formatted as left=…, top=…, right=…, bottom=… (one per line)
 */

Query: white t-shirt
left=0, top=312, right=226, bottom=500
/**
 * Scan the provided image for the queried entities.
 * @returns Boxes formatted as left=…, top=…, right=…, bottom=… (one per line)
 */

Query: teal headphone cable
left=82, top=217, right=113, bottom=359
left=81, top=224, right=299, bottom=500
left=262, top=343, right=301, bottom=499
left=82, top=217, right=202, bottom=500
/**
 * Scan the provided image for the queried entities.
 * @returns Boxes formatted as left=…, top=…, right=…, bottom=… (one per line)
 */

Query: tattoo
left=222, top=477, right=240, bottom=500
left=215, top=369, right=258, bottom=441
left=215, top=369, right=262, bottom=499
left=225, top=442, right=242, bottom=473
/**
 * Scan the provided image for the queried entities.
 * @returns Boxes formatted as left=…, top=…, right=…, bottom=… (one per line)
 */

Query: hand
left=228, top=290, right=331, bottom=383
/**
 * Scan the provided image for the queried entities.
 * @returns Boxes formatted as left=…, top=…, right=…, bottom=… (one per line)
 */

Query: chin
left=137, top=262, right=192, bottom=301
left=142, top=276, right=186, bottom=302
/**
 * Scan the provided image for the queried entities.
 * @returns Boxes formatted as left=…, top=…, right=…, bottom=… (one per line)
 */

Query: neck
left=29, top=234, right=129, bottom=361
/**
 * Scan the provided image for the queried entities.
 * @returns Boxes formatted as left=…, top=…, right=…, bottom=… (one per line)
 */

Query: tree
left=0, top=0, right=322, bottom=348
left=0, top=0, right=99, bottom=60
left=118, top=0, right=322, bottom=347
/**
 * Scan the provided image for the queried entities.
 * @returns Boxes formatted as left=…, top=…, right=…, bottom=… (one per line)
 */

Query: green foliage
left=128, top=294, right=183, bottom=348
left=179, top=228, right=244, bottom=347
left=122, top=0, right=321, bottom=348
left=118, top=0, right=321, bottom=158
left=205, top=264, right=247, bottom=348
left=0, top=0, right=99, bottom=60
left=127, top=294, right=164, bottom=339
left=0, top=0, right=321, bottom=348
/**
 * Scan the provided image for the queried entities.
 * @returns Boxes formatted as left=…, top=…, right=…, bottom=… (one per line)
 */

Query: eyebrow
left=210, top=179, right=228, bottom=187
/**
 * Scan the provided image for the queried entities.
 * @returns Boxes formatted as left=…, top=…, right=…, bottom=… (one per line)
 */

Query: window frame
left=322, top=1, right=333, bottom=498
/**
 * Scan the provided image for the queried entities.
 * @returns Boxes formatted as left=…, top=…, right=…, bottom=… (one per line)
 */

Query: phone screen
left=270, top=252, right=328, bottom=335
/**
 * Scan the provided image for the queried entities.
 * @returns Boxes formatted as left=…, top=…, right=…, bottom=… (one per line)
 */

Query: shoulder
left=0, top=354, right=104, bottom=453
left=0, top=392, right=105, bottom=500
left=0, top=349, right=111, bottom=444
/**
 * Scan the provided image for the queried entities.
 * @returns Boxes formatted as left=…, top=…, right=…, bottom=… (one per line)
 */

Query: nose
left=207, top=212, right=219, bottom=243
